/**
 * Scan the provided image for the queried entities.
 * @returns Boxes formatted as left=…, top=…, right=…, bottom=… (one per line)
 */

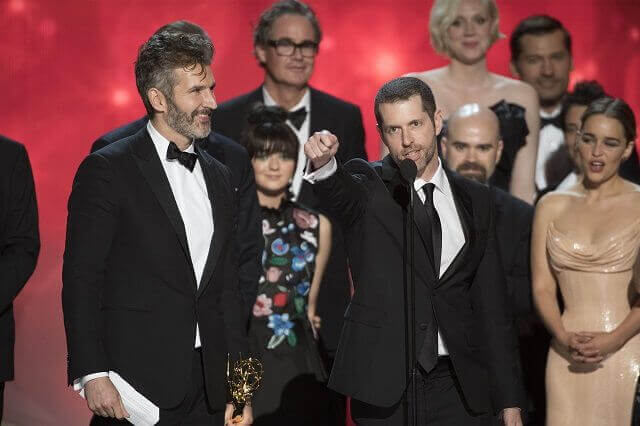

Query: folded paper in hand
left=79, top=371, right=159, bottom=425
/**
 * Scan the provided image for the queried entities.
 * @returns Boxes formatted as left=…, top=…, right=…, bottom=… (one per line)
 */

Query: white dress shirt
left=556, top=171, right=579, bottom=190
left=74, top=121, right=214, bottom=391
left=263, top=87, right=311, bottom=199
left=536, top=106, right=564, bottom=191
left=305, top=158, right=465, bottom=355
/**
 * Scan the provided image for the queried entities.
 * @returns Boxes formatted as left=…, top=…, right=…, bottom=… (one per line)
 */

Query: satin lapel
left=377, top=156, right=436, bottom=283
left=309, top=87, right=329, bottom=135
left=130, top=130, right=193, bottom=270
left=438, top=171, right=473, bottom=286
left=205, top=134, right=224, bottom=163
left=195, top=146, right=229, bottom=298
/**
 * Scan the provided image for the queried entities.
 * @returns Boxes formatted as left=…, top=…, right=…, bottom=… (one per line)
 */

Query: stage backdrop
left=2, top=0, right=639, bottom=424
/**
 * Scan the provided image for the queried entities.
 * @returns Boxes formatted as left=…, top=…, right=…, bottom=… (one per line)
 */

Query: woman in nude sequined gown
left=532, top=97, right=640, bottom=426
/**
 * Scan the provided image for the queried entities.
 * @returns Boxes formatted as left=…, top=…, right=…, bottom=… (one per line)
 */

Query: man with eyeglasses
left=214, top=1, right=367, bottom=422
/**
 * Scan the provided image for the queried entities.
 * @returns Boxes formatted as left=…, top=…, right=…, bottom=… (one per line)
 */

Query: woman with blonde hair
left=408, top=0, right=540, bottom=204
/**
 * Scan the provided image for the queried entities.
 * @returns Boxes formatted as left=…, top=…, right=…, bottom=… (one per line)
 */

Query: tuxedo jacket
left=214, top=86, right=367, bottom=356
left=92, top=118, right=262, bottom=321
left=492, top=186, right=534, bottom=319
left=316, top=157, right=523, bottom=414
left=62, top=128, right=248, bottom=409
left=0, top=135, right=40, bottom=382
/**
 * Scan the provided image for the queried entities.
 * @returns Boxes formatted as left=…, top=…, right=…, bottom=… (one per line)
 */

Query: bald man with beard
left=441, top=104, right=546, bottom=425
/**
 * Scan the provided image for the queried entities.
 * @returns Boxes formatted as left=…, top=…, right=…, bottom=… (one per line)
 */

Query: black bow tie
left=287, top=107, right=307, bottom=130
left=540, top=114, right=563, bottom=129
left=166, top=142, right=197, bottom=172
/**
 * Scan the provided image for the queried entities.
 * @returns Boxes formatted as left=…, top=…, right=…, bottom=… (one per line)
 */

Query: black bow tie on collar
left=287, top=106, right=307, bottom=130
left=166, top=142, right=197, bottom=172
left=540, top=114, right=563, bottom=129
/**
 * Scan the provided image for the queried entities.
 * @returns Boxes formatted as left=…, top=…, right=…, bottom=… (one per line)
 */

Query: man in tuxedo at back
left=510, top=15, right=639, bottom=190
left=62, top=31, right=251, bottom=424
left=0, top=135, right=40, bottom=421
left=213, top=0, right=367, bottom=369
left=440, top=105, right=541, bottom=425
left=91, top=20, right=262, bottom=323
left=304, top=77, right=524, bottom=425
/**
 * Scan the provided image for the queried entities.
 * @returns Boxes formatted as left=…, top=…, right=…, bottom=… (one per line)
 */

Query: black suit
left=492, top=187, right=534, bottom=320
left=313, top=157, right=523, bottom=423
left=0, top=135, right=40, bottom=420
left=62, top=128, right=248, bottom=410
left=213, top=86, right=367, bottom=358
left=92, top=117, right=262, bottom=321
left=492, top=187, right=547, bottom=425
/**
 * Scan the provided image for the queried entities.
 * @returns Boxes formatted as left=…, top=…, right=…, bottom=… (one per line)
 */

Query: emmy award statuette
left=227, top=353, right=263, bottom=423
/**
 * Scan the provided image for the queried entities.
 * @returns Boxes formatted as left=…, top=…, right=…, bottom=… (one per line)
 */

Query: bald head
left=442, top=104, right=503, bottom=184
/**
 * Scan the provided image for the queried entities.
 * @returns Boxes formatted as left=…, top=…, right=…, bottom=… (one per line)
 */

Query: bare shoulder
left=404, top=67, right=447, bottom=85
left=619, top=180, right=640, bottom=211
left=492, top=74, right=538, bottom=106
left=535, top=191, right=576, bottom=223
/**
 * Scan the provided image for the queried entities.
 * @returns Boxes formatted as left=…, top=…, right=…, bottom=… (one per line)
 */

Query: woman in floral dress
left=241, top=104, right=332, bottom=424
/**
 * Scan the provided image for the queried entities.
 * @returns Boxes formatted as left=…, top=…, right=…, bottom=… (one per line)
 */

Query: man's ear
left=509, top=61, right=521, bottom=79
left=254, top=45, right=267, bottom=65
left=147, top=88, right=168, bottom=114
left=495, top=139, right=504, bottom=164
left=440, top=135, right=449, bottom=159
left=434, top=109, right=445, bottom=136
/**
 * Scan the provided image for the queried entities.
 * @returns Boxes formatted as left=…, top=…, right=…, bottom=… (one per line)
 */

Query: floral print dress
left=249, top=200, right=329, bottom=422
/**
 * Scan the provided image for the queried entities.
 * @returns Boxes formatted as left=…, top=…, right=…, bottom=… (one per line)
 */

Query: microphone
left=399, top=159, right=417, bottom=184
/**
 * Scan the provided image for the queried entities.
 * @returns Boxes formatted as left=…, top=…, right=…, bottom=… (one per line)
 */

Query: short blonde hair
left=429, top=0, right=504, bottom=56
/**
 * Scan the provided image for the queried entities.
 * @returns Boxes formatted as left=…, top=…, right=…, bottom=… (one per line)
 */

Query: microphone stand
left=399, top=159, right=417, bottom=426
left=408, top=184, right=417, bottom=426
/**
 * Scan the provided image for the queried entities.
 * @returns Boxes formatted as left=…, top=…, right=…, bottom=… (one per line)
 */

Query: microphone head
left=399, top=159, right=417, bottom=183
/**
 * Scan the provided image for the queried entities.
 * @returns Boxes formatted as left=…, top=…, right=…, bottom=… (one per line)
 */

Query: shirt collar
left=414, top=158, right=451, bottom=197
left=540, top=104, right=562, bottom=119
left=147, top=120, right=195, bottom=160
left=262, top=86, right=311, bottom=112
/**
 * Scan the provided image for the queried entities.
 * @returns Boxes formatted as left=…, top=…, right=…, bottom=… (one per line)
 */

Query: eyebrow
left=189, top=82, right=216, bottom=92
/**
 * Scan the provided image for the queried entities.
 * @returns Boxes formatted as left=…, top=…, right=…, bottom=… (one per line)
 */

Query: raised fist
left=304, top=131, right=339, bottom=170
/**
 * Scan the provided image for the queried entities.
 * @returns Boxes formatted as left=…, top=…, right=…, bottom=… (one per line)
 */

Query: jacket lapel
left=130, top=129, right=195, bottom=278
left=195, top=146, right=229, bottom=298
left=377, top=156, right=437, bottom=284
left=438, top=170, right=473, bottom=286
left=309, top=87, right=330, bottom=135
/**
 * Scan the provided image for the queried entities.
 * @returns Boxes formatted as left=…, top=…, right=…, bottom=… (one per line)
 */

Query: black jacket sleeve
left=0, top=144, right=40, bottom=311
left=472, top=195, right=524, bottom=413
left=234, top=153, right=262, bottom=322
left=62, top=154, right=117, bottom=382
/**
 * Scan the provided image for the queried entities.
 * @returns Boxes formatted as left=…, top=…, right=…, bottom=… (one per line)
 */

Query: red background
left=2, top=0, right=640, bottom=424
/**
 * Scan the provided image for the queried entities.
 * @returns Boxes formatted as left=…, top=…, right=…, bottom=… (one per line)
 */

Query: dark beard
left=456, top=162, right=488, bottom=184
left=166, top=96, right=212, bottom=140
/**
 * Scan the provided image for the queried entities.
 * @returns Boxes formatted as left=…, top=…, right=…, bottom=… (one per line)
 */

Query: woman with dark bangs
left=241, top=104, right=333, bottom=424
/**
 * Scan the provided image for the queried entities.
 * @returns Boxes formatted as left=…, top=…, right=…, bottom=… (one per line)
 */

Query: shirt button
left=419, top=322, right=428, bottom=330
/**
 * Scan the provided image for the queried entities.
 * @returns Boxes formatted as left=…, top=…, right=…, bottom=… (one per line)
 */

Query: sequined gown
left=545, top=218, right=640, bottom=425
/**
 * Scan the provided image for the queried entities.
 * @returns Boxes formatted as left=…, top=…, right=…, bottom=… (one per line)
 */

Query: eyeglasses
left=266, top=38, right=318, bottom=57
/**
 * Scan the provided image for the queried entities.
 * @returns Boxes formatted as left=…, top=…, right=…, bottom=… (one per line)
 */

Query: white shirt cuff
left=303, top=157, right=337, bottom=184
left=73, top=372, right=109, bottom=392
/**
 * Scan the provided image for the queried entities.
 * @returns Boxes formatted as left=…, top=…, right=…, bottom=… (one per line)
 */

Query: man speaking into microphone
left=304, top=77, right=523, bottom=425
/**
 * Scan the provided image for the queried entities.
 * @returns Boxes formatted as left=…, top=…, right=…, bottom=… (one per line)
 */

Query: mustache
left=456, top=162, right=488, bottom=183
left=191, top=107, right=213, bottom=119
left=457, top=162, right=486, bottom=173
